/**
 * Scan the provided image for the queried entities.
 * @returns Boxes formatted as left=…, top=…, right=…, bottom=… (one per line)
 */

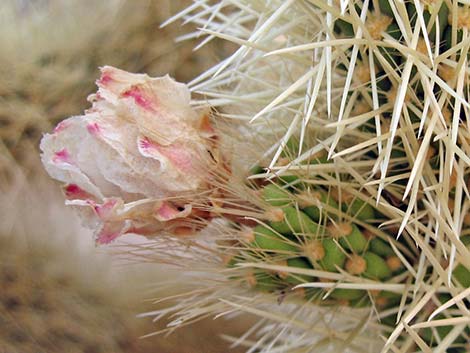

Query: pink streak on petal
left=139, top=136, right=194, bottom=173
left=53, top=121, right=69, bottom=133
left=96, top=226, right=121, bottom=244
left=85, top=199, right=97, bottom=209
left=139, top=136, right=152, bottom=150
left=122, top=86, right=155, bottom=111
left=86, top=122, right=101, bottom=136
left=97, top=73, right=113, bottom=86
left=156, top=145, right=194, bottom=173
left=94, top=199, right=118, bottom=218
left=64, top=184, right=93, bottom=200
left=96, top=219, right=131, bottom=244
left=52, top=148, right=72, bottom=164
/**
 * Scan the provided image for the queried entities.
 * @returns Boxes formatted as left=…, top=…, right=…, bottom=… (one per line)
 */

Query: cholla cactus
left=40, top=0, right=470, bottom=352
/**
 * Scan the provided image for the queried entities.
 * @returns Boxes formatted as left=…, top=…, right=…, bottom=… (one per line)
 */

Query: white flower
left=41, top=66, right=220, bottom=244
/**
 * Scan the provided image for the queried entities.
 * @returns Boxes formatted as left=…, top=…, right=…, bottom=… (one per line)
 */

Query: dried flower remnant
left=41, top=66, right=221, bottom=244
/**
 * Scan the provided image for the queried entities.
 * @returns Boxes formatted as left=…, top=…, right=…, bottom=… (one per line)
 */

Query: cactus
left=153, top=0, right=470, bottom=351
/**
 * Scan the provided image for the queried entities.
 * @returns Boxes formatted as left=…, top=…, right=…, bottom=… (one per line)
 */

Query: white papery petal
left=40, top=116, right=104, bottom=199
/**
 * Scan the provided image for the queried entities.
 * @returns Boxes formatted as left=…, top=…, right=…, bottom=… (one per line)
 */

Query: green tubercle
left=269, top=207, right=320, bottom=235
left=334, top=18, right=354, bottom=37
left=328, top=222, right=368, bottom=253
left=280, top=138, right=299, bottom=157
left=419, top=314, right=456, bottom=344
left=251, top=225, right=298, bottom=253
left=370, top=237, right=395, bottom=257
left=344, top=198, right=376, bottom=222
left=318, top=238, right=346, bottom=272
left=278, top=174, right=299, bottom=186
left=350, top=295, right=371, bottom=308
left=332, top=189, right=376, bottom=221
left=363, top=252, right=393, bottom=280
left=262, top=184, right=291, bottom=206
left=226, top=254, right=244, bottom=268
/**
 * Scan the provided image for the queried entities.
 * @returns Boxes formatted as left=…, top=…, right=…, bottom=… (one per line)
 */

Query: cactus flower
left=40, top=66, right=221, bottom=244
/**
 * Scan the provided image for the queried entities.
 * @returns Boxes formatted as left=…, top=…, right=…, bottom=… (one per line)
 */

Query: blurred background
left=1, top=0, right=221, bottom=166
left=0, top=0, right=244, bottom=352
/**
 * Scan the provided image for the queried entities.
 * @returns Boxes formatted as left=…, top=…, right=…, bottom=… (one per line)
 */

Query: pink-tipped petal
left=53, top=120, right=70, bottom=133
left=97, top=72, right=113, bottom=86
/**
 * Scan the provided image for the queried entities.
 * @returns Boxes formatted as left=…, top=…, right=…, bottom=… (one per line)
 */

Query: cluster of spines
left=225, top=149, right=470, bottom=347
left=162, top=0, right=470, bottom=349
left=227, top=152, right=404, bottom=305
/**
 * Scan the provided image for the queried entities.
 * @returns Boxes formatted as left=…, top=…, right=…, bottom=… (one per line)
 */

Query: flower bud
left=41, top=66, right=222, bottom=243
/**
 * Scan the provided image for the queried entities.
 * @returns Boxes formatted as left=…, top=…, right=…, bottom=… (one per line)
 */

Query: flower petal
left=40, top=116, right=104, bottom=199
